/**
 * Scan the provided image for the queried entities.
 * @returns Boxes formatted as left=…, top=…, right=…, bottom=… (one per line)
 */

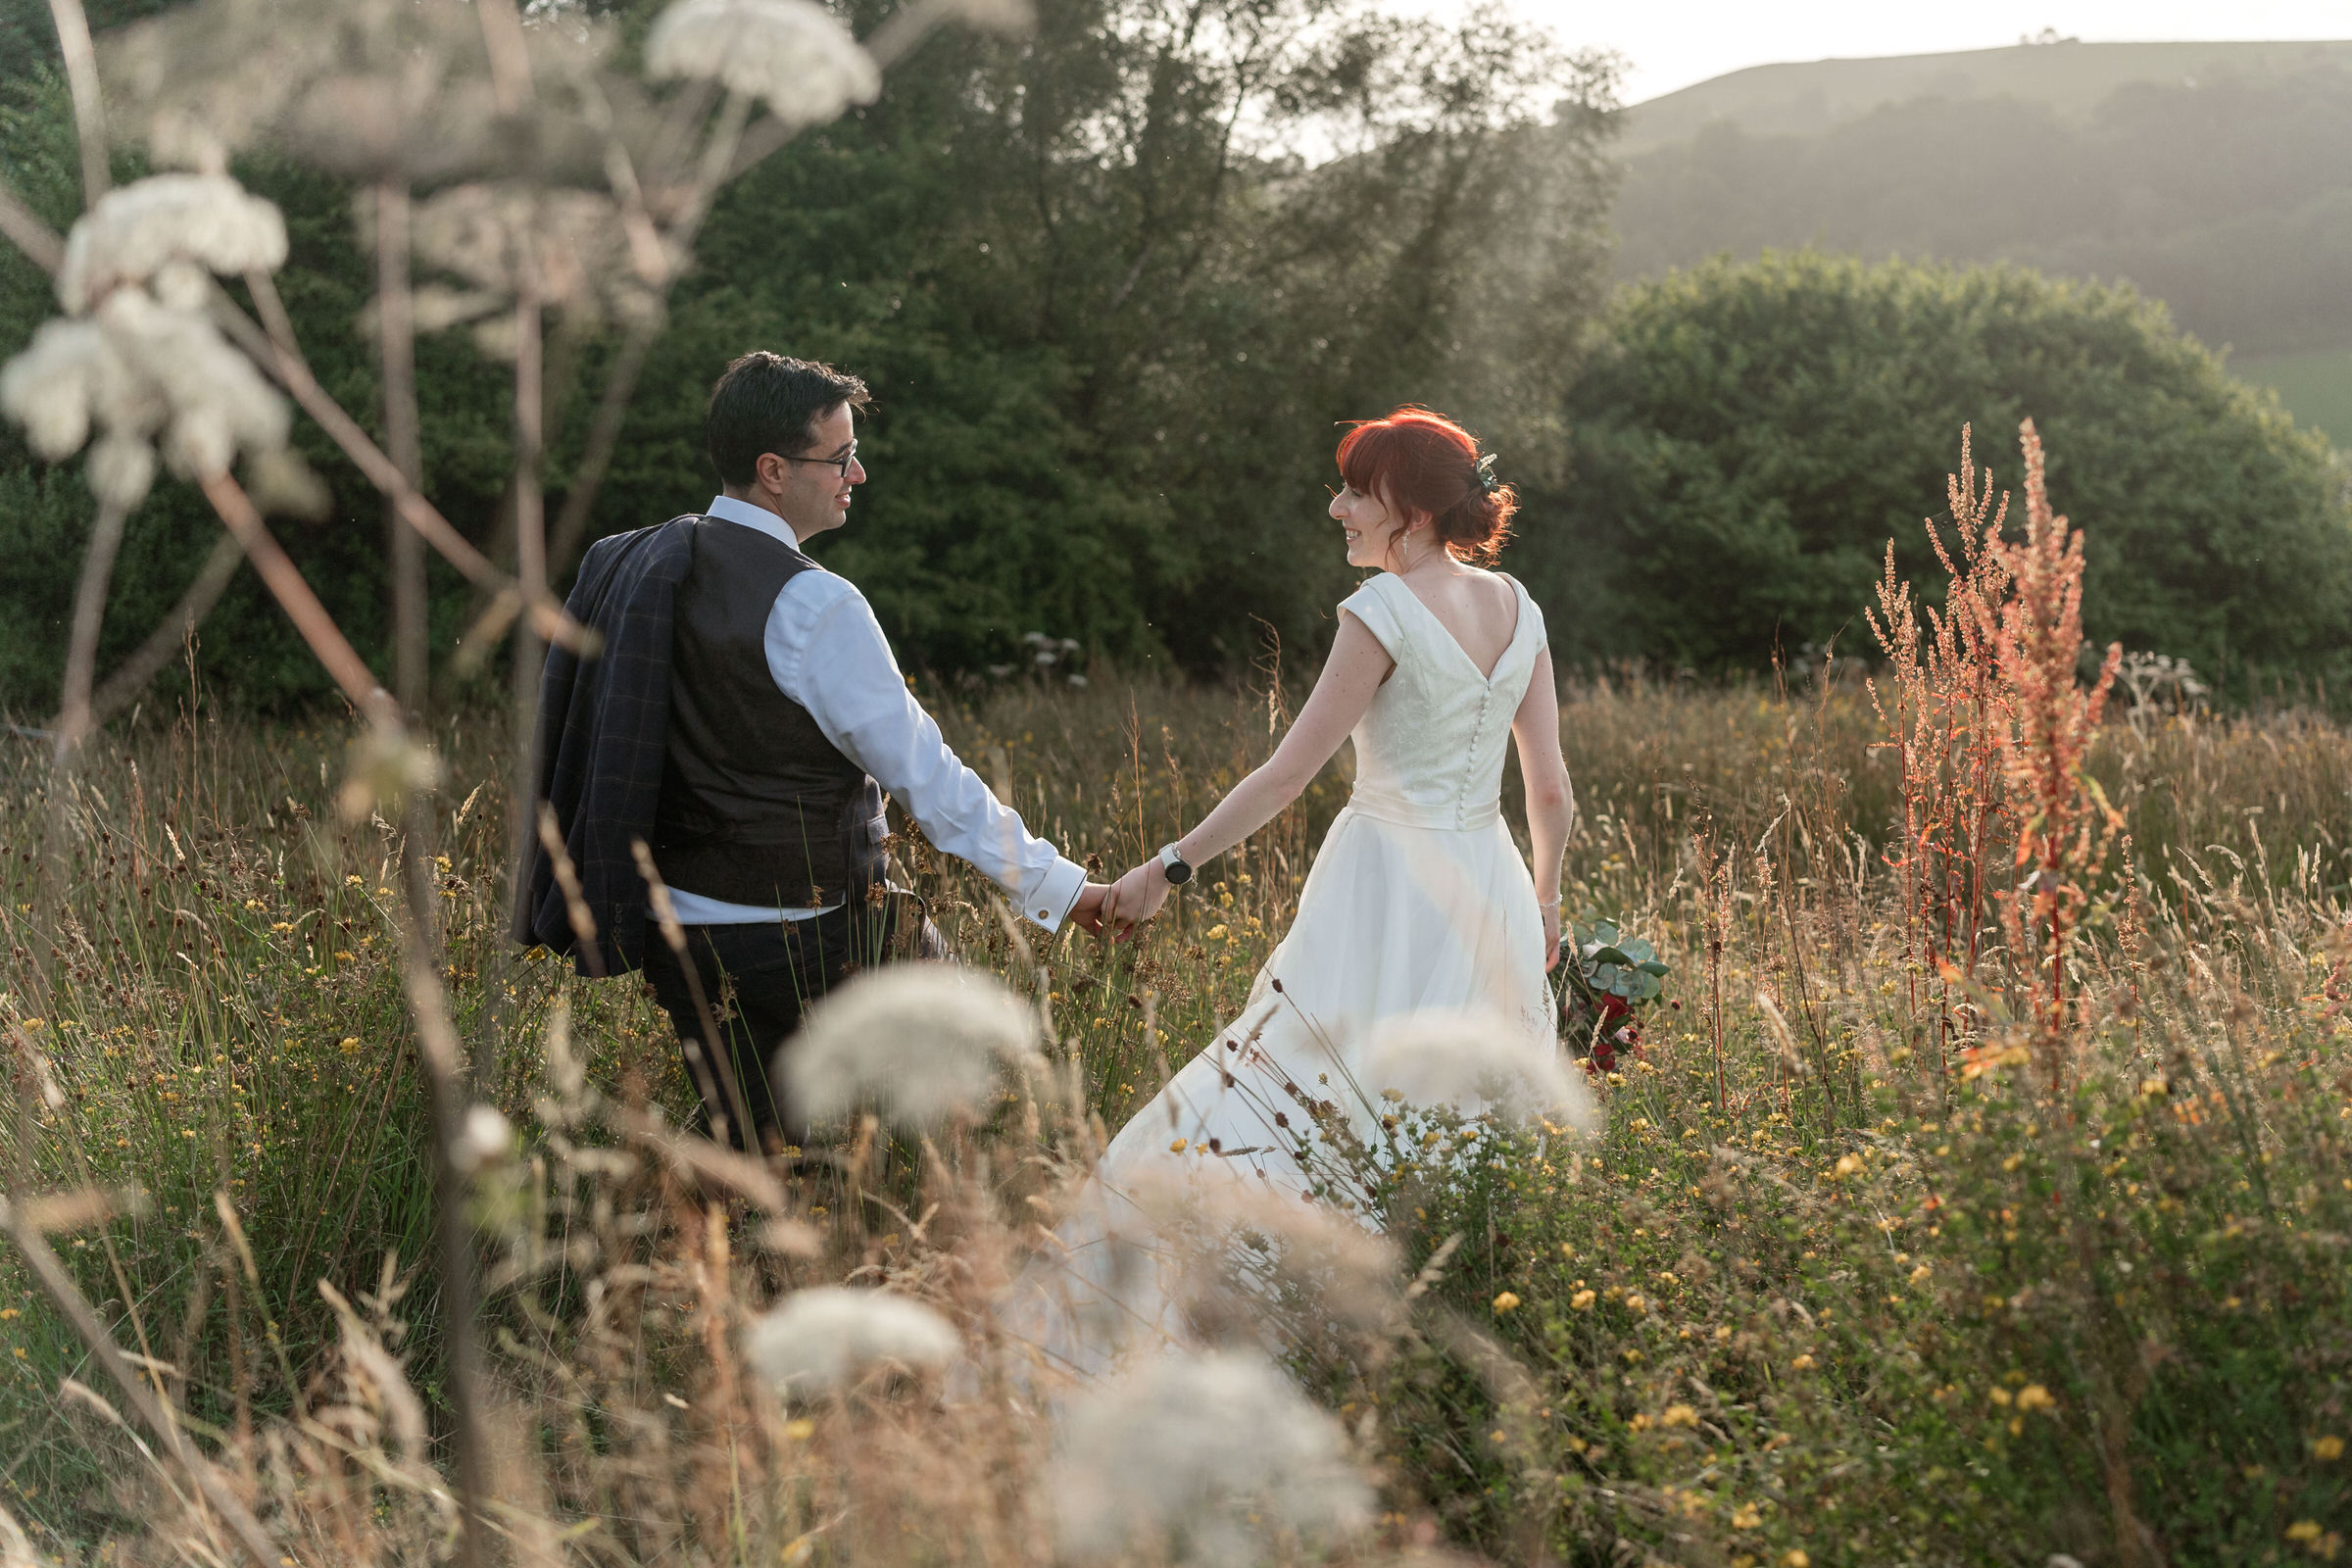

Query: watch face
left=1165, top=860, right=1193, bottom=885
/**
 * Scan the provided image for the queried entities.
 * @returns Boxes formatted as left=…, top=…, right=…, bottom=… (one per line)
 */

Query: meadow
left=5, top=0, right=2349, bottom=1560
left=3, top=612, right=2348, bottom=1565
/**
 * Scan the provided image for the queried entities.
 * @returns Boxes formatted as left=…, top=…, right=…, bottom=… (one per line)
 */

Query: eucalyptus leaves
left=1561, top=917, right=1672, bottom=1072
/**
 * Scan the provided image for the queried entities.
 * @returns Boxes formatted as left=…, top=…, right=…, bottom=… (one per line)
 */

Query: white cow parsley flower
left=785, top=962, right=1044, bottom=1130
left=57, top=173, right=288, bottom=314
left=645, top=0, right=880, bottom=127
left=0, top=287, right=290, bottom=507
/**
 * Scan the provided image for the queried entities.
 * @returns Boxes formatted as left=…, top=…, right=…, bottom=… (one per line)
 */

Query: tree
left=1515, top=252, right=2352, bottom=687
left=0, top=0, right=1622, bottom=708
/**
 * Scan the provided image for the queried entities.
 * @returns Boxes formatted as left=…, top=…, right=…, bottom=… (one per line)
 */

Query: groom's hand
left=1069, top=881, right=1112, bottom=937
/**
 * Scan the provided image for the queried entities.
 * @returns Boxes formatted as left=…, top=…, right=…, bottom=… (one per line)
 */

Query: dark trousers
left=643, top=892, right=944, bottom=1154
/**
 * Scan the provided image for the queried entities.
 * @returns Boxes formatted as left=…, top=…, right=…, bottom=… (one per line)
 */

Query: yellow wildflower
left=1492, top=1292, right=1520, bottom=1314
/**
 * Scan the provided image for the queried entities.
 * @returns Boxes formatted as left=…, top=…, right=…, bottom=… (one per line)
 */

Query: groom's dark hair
left=706, top=352, right=870, bottom=487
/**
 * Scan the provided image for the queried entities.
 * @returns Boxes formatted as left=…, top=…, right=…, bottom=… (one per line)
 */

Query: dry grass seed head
left=744, top=1285, right=959, bottom=1396
left=1360, top=1006, right=1597, bottom=1129
left=1051, top=1348, right=1373, bottom=1564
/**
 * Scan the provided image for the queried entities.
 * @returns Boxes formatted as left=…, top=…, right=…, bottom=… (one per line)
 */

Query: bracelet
left=1537, top=895, right=1562, bottom=909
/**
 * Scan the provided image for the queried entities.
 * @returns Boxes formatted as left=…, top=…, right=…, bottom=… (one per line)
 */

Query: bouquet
left=1559, top=918, right=1671, bottom=1074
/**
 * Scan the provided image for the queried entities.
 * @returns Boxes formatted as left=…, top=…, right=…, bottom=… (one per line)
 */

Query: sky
left=1476, top=0, right=2352, bottom=103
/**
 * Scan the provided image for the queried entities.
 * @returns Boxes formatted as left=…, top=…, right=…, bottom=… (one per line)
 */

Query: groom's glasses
left=782, top=440, right=859, bottom=479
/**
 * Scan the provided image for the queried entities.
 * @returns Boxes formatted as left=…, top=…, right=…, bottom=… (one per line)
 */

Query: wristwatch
left=1157, top=842, right=1195, bottom=886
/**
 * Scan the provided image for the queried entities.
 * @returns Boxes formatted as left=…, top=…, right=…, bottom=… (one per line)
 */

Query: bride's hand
left=1103, top=860, right=1171, bottom=927
left=1542, top=901, right=1562, bottom=972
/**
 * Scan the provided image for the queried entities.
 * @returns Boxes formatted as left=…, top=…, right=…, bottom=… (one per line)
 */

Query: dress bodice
left=1337, top=571, right=1544, bottom=831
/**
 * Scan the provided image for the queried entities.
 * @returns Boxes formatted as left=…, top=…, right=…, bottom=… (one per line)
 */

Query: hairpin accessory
left=1473, top=451, right=1499, bottom=495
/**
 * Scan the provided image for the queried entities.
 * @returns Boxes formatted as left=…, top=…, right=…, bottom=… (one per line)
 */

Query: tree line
left=0, top=0, right=1618, bottom=706
left=2, top=1, right=2347, bottom=711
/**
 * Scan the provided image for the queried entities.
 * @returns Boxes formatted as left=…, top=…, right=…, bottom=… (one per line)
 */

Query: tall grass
left=5, top=624, right=2348, bottom=1561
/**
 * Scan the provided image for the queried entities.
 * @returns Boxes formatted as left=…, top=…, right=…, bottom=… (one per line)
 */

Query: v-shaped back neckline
left=1383, top=571, right=1527, bottom=684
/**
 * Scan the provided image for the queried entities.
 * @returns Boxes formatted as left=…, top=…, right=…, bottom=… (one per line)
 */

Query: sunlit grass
left=2, top=669, right=2348, bottom=1561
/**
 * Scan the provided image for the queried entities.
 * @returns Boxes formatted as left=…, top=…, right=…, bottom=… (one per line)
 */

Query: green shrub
left=1520, top=253, right=2352, bottom=694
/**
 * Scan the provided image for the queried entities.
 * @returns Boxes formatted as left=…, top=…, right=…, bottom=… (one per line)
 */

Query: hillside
left=1618, top=39, right=2352, bottom=154
left=1610, top=41, right=2352, bottom=443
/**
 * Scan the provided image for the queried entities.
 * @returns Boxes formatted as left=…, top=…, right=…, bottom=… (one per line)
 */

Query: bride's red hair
left=1336, top=406, right=1518, bottom=566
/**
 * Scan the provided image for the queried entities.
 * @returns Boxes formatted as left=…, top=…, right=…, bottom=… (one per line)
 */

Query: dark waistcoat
left=650, top=518, right=884, bottom=908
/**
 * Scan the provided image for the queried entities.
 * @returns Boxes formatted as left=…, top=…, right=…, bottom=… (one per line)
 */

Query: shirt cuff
left=1017, top=857, right=1089, bottom=933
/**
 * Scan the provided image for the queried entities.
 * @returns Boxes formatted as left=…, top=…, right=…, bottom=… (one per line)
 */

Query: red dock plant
left=1870, top=420, right=2122, bottom=1094
left=1867, top=424, right=2015, bottom=1087
left=1989, top=419, right=2123, bottom=1088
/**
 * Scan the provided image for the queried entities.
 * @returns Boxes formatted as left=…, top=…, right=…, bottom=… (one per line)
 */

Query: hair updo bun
left=1335, top=406, right=1518, bottom=566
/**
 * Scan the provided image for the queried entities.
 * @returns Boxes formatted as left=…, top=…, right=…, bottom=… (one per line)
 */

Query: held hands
left=1100, top=857, right=1173, bottom=931
left=1068, top=865, right=1170, bottom=942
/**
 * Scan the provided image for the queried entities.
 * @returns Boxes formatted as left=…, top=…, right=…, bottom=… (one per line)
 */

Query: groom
left=517, top=352, right=1107, bottom=1153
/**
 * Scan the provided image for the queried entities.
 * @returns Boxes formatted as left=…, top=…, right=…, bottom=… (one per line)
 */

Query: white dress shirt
left=663, top=495, right=1087, bottom=932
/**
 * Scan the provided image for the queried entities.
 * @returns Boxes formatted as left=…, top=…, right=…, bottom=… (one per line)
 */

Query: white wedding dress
left=1000, top=570, right=1557, bottom=1376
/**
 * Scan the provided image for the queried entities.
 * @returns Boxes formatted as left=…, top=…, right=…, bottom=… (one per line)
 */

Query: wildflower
left=1492, top=1291, right=1520, bottom=1313
left=645, top=0, right=880, bottom=127
left=1784, top=1553, right=1811, bottom=1568
left=1359, top=1007, right=1596, bottom=1126
left=1050, top=1349, right=1371, bottom=1563
left=1791, top=1353, right=1815, bottom=1371
left=1571, top=1289, right=1595, bottom=1310
left=0, top=287, right=293, bottom=505
left=786, top=962, right=1044, bottom=1130
left=411, top=183, right=663, bottom=345
left=1731, top=1503, right=1761, bottom=1529
left=56, top=173, right=287, bottom=314
left=1661, top=1403, right=1698, bottom=1428
left=2315, top=1436, right=2344, bottom=1461
left=744, top=1287, right=958, bottom=1396
left=2014, top=1384, right=2055, bottom=1413
left=2287, top=1522, right=2322, bottom=1543
left=1834, top=1152, right=1864, bottom=1178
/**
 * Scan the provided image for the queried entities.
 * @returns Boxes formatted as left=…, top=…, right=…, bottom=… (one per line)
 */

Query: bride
left=1006, top=407, right=1578, bottom=1372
